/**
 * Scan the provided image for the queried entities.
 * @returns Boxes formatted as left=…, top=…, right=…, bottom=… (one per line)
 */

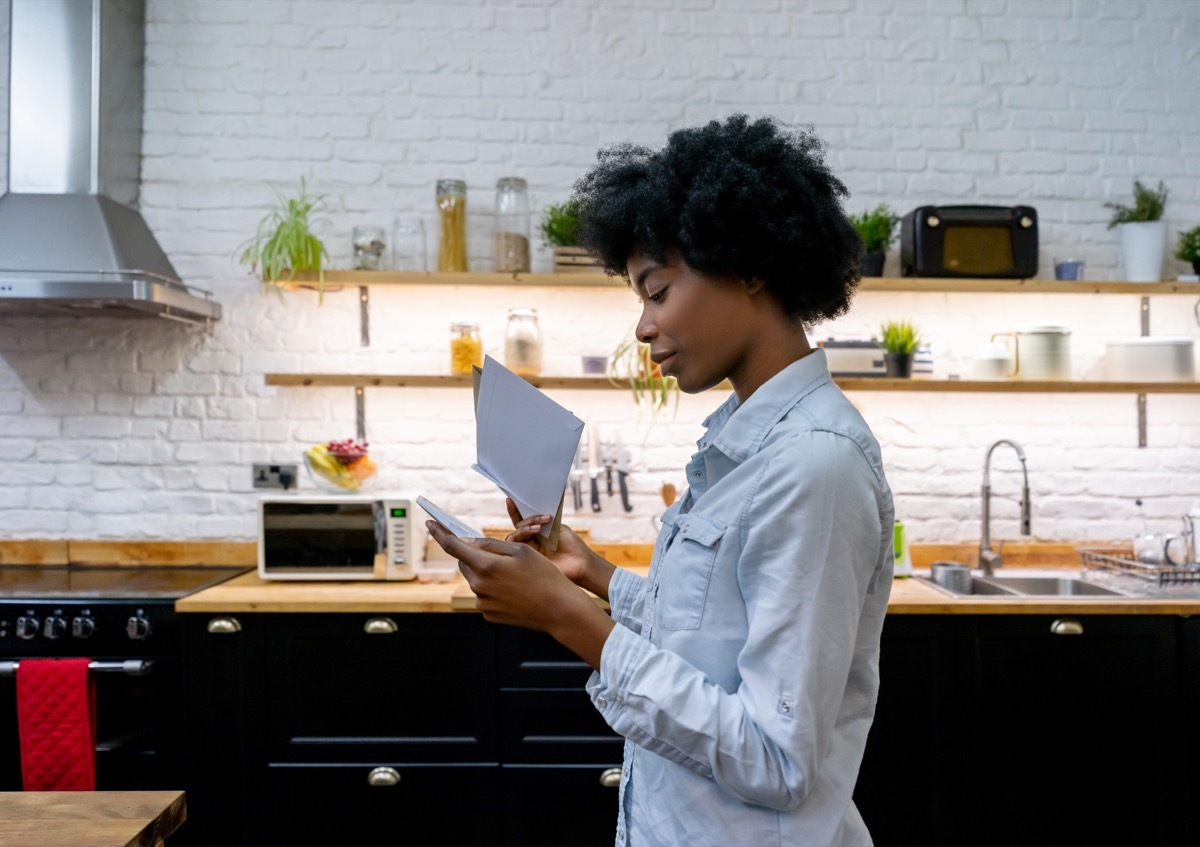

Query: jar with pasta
left=494, top=177, right=530, bottom=273
left=449, top=321, right=483, bottom=375
left=504, top=308, right=543, bottom=378
left=436, top=178, right=468, bottom=272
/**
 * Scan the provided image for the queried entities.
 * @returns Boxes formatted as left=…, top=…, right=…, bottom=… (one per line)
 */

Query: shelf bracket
left=359, top=286, right=370, bottom=347
left=1137, top=393, right=1147, bottom=448
left=355, top=387, right=366, bottom=443
left=1140, top=295, right=1150, bottom=336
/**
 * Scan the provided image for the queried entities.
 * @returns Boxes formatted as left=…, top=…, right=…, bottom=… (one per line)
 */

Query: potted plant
left=1104, top=179, right=1169, bottom=282
left=878, top=320, right=922, bottom=379
left=539, top=198, right=596, bottom=272
left=238, top=177, right=330, bottom=300
left=849, top=203, right=900, bottom=277
left=1175, top=225, right=1200, bottom=276
left=608, top=332, right=679, bottom=419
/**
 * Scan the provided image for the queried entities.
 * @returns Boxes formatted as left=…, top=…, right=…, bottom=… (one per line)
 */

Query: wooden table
left=0, top=791, right=186, bottom=846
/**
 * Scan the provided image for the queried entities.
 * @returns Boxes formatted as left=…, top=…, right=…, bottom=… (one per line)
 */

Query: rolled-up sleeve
left=606, top=563, right=647, bottom=635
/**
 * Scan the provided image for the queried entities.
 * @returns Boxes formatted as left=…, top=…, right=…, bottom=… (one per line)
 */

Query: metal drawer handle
left=599, top=767, right=621, bottom=789
left=1050, top=618, right=1084, bottom=636
left=364, top=617, right=398, bottom=634
left=207, top=617, right=242, bottom=634
left=367, top=767, right=401, bottom=787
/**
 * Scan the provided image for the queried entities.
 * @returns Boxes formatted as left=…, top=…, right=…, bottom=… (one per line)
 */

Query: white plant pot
left=1119, top=221, right=1167, bottom=282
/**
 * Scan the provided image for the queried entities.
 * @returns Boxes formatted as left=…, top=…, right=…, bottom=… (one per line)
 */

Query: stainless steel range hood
left=0, top=0, right=220, bottom=324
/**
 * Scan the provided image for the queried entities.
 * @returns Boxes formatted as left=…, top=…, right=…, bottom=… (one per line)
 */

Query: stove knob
left=42, top=615, right=67, bottom=640
left=126, top=614, right=152, bottom=641
left=71, top=616, right=96, bottom=639
left=15, top=616, right=39, bottom=640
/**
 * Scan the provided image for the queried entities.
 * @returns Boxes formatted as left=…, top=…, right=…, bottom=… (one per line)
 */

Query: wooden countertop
left=177, top=569, right=1200, bottom=615
left=0, top=790, right=185, bottom=847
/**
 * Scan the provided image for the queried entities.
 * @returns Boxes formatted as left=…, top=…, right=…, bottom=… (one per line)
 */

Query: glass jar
left=504, top=308, right=543, bottom=377
left=436, top=179, right=468, bottom=272
left=352, top=224, right=386, bottom=270
left=449, top=320, right=483, bottom=375
left=494, top=177, right=530, bottom=273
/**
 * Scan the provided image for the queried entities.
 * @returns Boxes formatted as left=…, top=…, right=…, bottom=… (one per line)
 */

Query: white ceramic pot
left=1119, top=221, right=1167, bottom=282
left=992, top=326, right=1072, bottom=381
left=1105, top=337, right=1195, bottom=382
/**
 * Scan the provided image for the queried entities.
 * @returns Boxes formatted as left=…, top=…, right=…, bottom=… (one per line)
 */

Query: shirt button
left=598, top=696, right=607, bottom=708
left=693, top=471, right=701, bottom=478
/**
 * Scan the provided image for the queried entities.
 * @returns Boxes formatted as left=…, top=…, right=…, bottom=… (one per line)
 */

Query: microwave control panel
left=382, top=498, right=420, bottom=581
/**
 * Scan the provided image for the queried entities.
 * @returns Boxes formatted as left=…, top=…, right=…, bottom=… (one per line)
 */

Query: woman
left=427, top=114, right=893, bottom=846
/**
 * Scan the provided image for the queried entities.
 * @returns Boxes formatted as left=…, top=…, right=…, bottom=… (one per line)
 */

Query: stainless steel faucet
left=979, top=439, right=1032, bottom=576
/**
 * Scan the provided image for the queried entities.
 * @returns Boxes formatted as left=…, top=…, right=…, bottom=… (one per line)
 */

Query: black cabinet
left=855, top=613, right=1181, bottom=847
left=1179, top=617, right=1200, bottom=845
left=497, top=626, right=623, bottom=846
left=854, top=615, right=963, bottom=847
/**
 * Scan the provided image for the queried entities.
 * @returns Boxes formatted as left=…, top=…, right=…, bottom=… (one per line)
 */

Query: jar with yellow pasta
left=436, top=178, right=468, bottom=272
left=449, top=320, right=483, bottom=375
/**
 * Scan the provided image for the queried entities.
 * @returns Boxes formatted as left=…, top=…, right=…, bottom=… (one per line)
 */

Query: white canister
left=991, top=326, right=1072, bottom=381
left=1104, top=337, right=1195, bottom=382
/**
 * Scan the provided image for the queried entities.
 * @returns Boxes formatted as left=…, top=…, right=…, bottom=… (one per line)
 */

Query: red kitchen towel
left=16, top=658, right=98, bottom=791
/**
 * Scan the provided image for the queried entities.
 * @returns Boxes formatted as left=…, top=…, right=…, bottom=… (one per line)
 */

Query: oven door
left=0, top=656, right=181, bottom=790
left=259, top=497, right=386, bottom=580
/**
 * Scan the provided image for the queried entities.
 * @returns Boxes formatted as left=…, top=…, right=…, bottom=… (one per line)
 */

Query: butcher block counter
left=176, top=567, right=1200, bottom=615
left=0, top=790, right=185, bottom=847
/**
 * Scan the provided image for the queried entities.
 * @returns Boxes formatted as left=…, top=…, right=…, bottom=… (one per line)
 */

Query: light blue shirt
left=587, top=349, right=894, bottom=847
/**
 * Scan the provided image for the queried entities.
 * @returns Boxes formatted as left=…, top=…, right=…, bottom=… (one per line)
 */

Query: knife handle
left=618, top=472, right=632, bottom=513
left=571, top=479, right=582, bottom=512
left=590, top=478, right=601, bottom=512
left=606, top=467, right=613, bottom=496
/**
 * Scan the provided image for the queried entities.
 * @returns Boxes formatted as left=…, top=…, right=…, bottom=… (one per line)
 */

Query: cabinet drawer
left=502, top=764, right=622, bottom=847
left=262, top=614, right=497, bottom=762
left=498, top=627, right=594, bottom=688
left=265, top=762, right=500, bottom=846
left=500, top=688, right=623, bottom=764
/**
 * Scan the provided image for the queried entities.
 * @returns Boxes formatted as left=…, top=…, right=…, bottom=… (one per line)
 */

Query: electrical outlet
left=253, top=463, right=298, bottom=490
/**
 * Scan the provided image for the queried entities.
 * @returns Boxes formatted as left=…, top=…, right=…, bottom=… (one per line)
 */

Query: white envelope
left=471, top=356, right=585, bottom=538
left=416, top=495, right=482, bottom=540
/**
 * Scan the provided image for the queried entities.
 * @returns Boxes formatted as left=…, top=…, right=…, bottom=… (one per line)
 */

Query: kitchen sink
left=920, top=575, right=1128, bottom=597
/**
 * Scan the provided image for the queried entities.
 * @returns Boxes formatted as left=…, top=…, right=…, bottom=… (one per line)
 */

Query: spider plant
left=238, top=177, right=330, bottom=301
left=607, top=331, right=679, bottom=420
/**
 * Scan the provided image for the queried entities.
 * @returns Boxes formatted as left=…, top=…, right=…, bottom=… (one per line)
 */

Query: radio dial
left=43, top=615, right=67, bottom=639
left=926, top=215, right=940, bottom=228
left=72, top=616, right=96, bottom=639
left=1020, top=215, right=1033, bottom=228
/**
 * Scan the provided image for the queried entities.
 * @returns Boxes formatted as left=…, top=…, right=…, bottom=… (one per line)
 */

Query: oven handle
left=0, top=659, right=155, bottom=677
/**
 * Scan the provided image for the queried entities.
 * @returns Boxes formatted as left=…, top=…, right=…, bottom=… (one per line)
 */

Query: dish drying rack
left=1077, top=546, right=1200, bottom=586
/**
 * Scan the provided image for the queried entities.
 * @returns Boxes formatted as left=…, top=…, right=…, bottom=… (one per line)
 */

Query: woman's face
left=626, top=251, right=760, bottom=396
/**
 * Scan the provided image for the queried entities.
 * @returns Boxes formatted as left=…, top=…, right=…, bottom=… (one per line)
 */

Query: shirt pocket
left=657, top=511, right=727, bottom=631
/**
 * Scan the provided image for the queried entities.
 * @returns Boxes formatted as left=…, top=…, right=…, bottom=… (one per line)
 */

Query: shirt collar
left=701, top=348, right=833, bottom=464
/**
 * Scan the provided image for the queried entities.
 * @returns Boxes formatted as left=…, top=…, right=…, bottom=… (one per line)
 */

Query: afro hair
left=573, top=114, right=863, bottom=325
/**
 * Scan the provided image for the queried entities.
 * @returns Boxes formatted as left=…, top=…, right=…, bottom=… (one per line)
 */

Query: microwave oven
left=258, top=495, right=423, bottom=581
left=900, top=204, right=1038, bottom=279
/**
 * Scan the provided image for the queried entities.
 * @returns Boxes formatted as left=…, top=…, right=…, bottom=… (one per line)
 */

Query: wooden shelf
left=278, top=270, right=1198, bottom=295
left=265, top=373, right=1200, bottom=394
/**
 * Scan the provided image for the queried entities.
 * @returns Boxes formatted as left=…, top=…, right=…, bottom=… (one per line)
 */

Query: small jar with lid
left=436, top=179, right=468, bottom=272
left=494, top=177, right=530, bottom=273
left=504, top=308, right=543, bottom=377
left=449, top=320, right=483, bottom=375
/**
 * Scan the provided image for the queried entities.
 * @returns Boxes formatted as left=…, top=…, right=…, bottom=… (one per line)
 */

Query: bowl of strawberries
left=303, top=438, right=377, bottom=492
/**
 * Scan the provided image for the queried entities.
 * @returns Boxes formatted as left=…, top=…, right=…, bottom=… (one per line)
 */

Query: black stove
left=0, top=566, right=247, bottom=657
left=0, top=565, right=249, bottom=798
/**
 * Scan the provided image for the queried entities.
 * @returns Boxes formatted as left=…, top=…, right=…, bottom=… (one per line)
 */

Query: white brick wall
left=0, top=0, right=1198, bottom=548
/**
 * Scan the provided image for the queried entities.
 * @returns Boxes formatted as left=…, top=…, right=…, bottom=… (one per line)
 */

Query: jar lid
left=496, top=176, right=527, bottom=190
left=508, top=307, right=538, bottom=317
left=436, top=178, right=467, bottom=195
left=1020, top=325, right=1071, bottom=335
left=450, top=320, right=479, bottom=330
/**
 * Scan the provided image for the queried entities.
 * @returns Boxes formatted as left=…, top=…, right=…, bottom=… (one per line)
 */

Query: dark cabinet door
left=1177, top=617, right=1200, bottom=845
left=963, top=615, right=1177, bottom=846
left=180, top=612, right=267, bottom=847
left=854, top=614, right=963, bottom=847
left=502, top=764, right=621, bottom=847
left=500, top=688, right=624, bottom=764
left=265, top=762, right=501, bottom=847
left=262, top=613, right=497, bottom=763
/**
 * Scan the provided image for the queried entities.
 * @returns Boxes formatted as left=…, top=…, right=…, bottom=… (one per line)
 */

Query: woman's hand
left=503, top=498, right=595, bottom=587
left=425, top=520, right=615, bottom=668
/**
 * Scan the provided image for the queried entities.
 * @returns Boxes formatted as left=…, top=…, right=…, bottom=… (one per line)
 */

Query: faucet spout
left=980, top=439, right=1031, bottom=576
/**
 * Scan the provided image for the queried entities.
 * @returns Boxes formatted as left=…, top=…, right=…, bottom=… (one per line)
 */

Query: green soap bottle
left=893, top=520, right=913, bottom=578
